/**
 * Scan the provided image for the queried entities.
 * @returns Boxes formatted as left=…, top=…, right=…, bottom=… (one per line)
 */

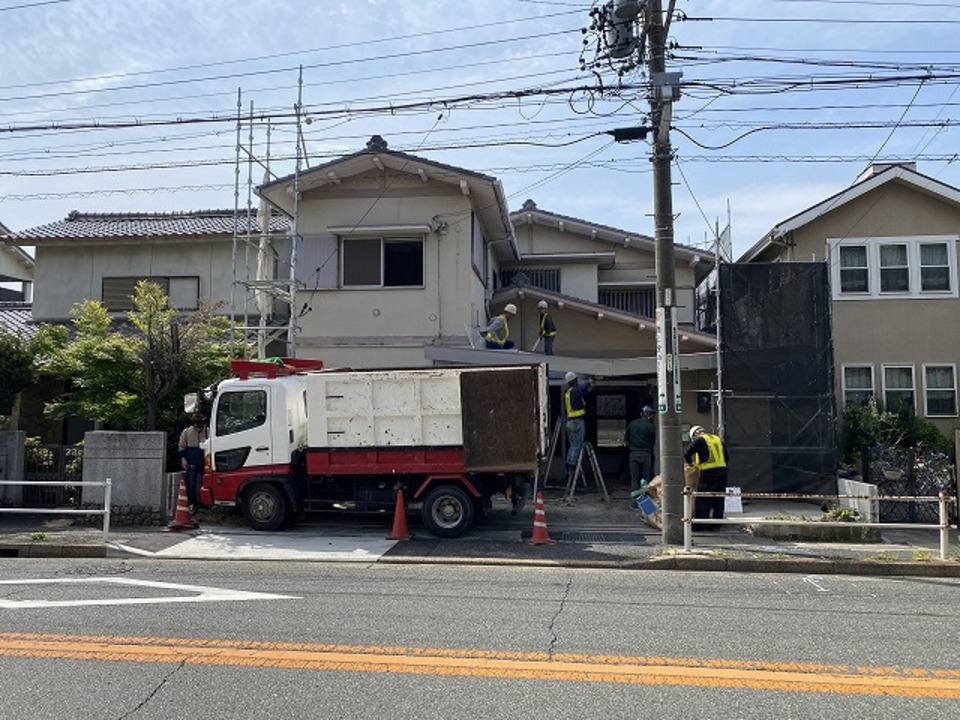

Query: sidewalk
left=1, top=485, right=958, bottom=577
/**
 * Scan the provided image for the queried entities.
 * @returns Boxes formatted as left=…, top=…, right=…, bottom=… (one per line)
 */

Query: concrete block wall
left=0, top=431, right=26, bottom=506
left=838, top=477, right=879, bottom=523
left=82, top=431, right=167, bottom=524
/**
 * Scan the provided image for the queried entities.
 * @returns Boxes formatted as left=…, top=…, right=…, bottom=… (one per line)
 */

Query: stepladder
left=533, top=418, right=564, bottom=499
left=563, top=441, right=609, bottom=503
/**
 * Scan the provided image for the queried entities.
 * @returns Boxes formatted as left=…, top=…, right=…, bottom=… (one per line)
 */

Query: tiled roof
left=5, top=210, right=291, bottom=241
left=0, top=303, right=35, bottom=341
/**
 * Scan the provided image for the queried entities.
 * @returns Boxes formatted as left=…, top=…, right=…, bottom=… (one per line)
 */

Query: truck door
left=211, top=385, right=274, bottom=471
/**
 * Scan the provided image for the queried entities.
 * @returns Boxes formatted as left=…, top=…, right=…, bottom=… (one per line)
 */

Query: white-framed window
left=920, top=242, right=951, bottom=291
left=923, top=364, right=957, bottom=417
left=830, top=236, right=958, bottom=299
left=882, top=364, right=916, bottom=412
left=841, top=365, right=874, bottom=405
left=838, top=245, right=869, bottom=293
left=341, top=237, right=424, bottom=288
left=878, top=243, right=909, bottom=293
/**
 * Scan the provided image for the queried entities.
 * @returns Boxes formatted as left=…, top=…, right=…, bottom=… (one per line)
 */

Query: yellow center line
left=1, top=633, right=958, bottom=698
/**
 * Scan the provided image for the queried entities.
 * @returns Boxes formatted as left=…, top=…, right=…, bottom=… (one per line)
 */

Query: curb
left=0, top=543, right=107, bottom=559
left=4, top=541, right=959, bottom=577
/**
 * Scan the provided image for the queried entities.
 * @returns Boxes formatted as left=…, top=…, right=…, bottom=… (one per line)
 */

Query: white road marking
left=123, top=530, right=398, bottom=561
left=0, top=577, right=298, bottom=609
left=802, top=575, right=830, bottom=593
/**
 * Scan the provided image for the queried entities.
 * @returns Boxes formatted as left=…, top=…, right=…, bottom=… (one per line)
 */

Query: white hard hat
left=537, top=300, right=548, bottom=309
left=564, top=371, right=578, bottom=384
left=689, top=425, right=705, bottom=438
left=504, top=303, right=517, bottom=315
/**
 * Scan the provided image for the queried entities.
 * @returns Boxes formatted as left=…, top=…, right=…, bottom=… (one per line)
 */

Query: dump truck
left=194, top=359, right=549, bottom=537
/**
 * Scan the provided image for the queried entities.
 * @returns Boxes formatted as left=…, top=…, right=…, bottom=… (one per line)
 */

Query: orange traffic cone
left=386, top=487, right=411, bottom=540
left=165, top=478, right=199, bottom=532
left=529, top=491, right=554, bottom=545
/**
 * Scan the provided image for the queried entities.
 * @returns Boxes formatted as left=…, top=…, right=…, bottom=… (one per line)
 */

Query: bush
left=840, top=398, right=952, bottom=467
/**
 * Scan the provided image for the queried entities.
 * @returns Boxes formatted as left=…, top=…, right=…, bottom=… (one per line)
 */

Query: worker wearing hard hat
left=481, top=303, right=517, bottom=349
left=683, top=425, right=729, bottom=530
left=563, top=371, right=595, bottom=480
left=537, top=300, right=557, bottom=355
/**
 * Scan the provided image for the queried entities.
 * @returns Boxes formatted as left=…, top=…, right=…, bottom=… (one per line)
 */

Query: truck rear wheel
left=421, top=485, right=475, bottom=538
left=241, top=482, right=290, bottom=531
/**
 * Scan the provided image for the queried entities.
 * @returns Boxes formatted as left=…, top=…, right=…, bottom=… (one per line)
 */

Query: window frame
left=922, top=363, right=958, bottom=418
left=830, top=236, right=958, bottom=300
left=881, top=364, right=916, bottom=413
left=101, top=276, right=200, bottom=312
left=340, top=235, right=425, bottom=289
left=841, top=364, right=874, bottom=406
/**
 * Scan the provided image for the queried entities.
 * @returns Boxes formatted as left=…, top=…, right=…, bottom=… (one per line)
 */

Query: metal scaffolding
left=230, top=70, right=307, bottom=358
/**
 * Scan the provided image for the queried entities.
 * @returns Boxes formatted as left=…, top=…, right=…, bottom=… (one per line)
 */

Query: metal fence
left=682, top=490, right=956, bottom=560
left=23, top=443, right=84, bottom=507
left=0, top=479, right=112, bottom=540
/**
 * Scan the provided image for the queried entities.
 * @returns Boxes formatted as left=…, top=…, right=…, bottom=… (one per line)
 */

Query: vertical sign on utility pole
left=656, top=307, right=668, bottom=412
left=672, top=312, right=682, bottom=412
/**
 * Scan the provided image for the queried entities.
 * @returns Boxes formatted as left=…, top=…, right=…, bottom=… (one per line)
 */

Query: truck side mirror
left=183, top=392, right=198, bottom=414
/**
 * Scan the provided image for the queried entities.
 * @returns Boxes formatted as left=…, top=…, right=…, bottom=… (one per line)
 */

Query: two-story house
left=741, top=162, right=960, bottom=438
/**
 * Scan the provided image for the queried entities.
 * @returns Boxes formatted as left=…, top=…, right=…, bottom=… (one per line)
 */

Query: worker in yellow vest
left=563, top=371, right=595, bottom=480
left=537, top=300, right=557, bottom=355
left=482, top=304, right=517, bottom=349
left=683, top=425, right=729, bottom=531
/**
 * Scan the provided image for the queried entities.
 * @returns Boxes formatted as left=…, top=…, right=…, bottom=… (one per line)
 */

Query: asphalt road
left=1, top=558, right=959, bottom=719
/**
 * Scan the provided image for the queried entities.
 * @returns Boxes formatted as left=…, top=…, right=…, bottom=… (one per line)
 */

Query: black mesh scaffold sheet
left=719, top=263, right=837, bottom=495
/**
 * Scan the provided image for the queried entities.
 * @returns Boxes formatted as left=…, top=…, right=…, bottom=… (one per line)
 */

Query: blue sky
left=3, top=0, right=960, bottom=259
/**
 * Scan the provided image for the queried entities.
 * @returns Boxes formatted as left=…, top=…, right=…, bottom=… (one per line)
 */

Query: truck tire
left=241, top=482, right=290, bottom=531
left=421, top=485, right=475, bottom=538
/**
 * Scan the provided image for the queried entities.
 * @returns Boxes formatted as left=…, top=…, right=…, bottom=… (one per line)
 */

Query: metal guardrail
left=0, top=479, right=113, bottom=541
left=683, top=490, right=957, bottom=560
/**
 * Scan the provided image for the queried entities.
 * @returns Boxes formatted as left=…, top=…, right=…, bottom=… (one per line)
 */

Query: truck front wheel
left=241, top=482, right=290, bottom=531
left=421, top=485, right=475, bottom=538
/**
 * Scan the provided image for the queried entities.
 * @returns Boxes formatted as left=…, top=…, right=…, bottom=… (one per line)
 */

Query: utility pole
left=646, top=0, right=684, bottom=545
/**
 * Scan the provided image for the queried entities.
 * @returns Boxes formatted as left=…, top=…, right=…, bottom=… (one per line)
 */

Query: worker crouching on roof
left=482, top=303, right=517, bottom=349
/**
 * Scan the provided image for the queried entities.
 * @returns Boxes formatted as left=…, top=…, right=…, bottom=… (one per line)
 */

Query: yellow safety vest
left=483, top=314, right=509, bottom=345
left=696, top=433, right=727, bottom=471
left=564, top=386, right=586, bottom=419
left=539, top=313, right=556, bottom=337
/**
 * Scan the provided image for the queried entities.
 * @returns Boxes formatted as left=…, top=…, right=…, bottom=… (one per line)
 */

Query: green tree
left=34, top=282, right=240, bottom=432
left=33, top=299, right=141, bottom=428
left=0, top=332, right=36, bottom=415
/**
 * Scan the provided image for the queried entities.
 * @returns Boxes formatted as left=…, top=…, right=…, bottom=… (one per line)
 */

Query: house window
left=879, top=243, right=909, bottom=293
left=923, top=364, right=957, bottom=417
left=831, top=236, right=957, bottom=299
left=341, top=237, right=423, bottom=288
left=599, top=288, right=657, bottom=317
left=839, top=246, right=869, bottom=293
left=102, top=276, right=199, bottom=311
left=499, top=268, right=560, bottom=292
left=842, top=365, right=874, bottom=405
left=920, top=243, right=950, bottom=291
left=882, top=365, right=915, bottom=412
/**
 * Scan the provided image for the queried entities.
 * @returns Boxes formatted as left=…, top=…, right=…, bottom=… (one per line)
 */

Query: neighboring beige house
left=742, top=162, right=960, bottom=437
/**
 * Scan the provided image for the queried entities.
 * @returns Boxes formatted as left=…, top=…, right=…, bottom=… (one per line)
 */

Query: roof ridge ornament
left=366, top=135, right=388, bottom=152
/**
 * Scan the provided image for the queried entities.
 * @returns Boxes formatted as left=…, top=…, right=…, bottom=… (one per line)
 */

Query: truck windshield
left=216, top=389, right=267, bottom=436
